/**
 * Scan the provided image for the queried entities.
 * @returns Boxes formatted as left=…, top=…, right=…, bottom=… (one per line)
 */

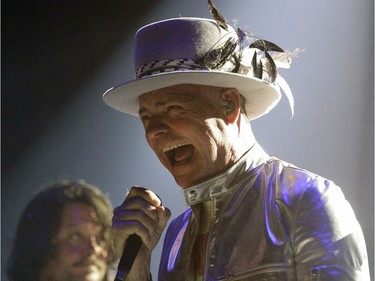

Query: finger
left=112, top=219, right=150, bottom=243
left=112, top=208, right=157, bottom=237
left=114, top=194, right=160, bottom=230
left=146, top=206, right=171, bottom=249
left=158, top=206, right=171, bottom=229
left=120, top=195, right=160, bottom=211
left=126, top=186, right=162, bottom=207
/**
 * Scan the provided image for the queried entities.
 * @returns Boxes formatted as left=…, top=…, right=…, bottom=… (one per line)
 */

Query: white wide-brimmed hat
left=103, top=17, right=295, bottom=120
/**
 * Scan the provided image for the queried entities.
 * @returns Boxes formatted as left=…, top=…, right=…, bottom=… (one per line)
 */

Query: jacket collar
left=182, top=142, right=269, bottom=206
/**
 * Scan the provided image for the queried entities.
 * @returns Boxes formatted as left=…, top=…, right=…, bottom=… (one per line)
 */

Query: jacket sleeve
left=289, top=176, right=370, bottom=281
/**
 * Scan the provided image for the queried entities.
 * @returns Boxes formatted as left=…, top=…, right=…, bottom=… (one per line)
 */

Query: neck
left=228, top=114, right=256, bottom=163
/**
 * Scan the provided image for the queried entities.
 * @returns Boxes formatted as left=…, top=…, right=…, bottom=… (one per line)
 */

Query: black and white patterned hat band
left=136, top=59, right=204, bottom=78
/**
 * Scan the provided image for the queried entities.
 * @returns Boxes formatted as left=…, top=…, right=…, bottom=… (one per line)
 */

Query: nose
left=145, top=116, right=169, bottom=139
left=85, top=236, right=107, bottom=257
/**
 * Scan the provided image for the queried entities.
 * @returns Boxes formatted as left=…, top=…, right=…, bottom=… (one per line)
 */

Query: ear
left=219, top=88, right=241, bottom=124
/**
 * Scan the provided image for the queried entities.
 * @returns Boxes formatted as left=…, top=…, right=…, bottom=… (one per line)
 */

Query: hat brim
left=103, top=70, right=281, bottom=120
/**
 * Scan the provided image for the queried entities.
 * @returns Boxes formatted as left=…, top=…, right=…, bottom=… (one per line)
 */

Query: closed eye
left=140, top=114, right=150, bottom=122
left=166, top=105, right=183, bottom=113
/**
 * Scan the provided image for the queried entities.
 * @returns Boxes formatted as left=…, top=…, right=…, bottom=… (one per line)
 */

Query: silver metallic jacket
left=158, top=144, right=370, bottom=280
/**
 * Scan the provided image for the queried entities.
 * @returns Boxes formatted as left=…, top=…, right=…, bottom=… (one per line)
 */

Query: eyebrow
left=138, top=94, right=193, bottom=115
left=138, top=100, right=167, bottom=116
left=61, top=220, right=101, bottom=230
left=138, top=107, right=148, bottom=116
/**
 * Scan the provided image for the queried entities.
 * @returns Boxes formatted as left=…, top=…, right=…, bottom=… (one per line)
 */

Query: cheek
left=46, top=248, right=76, bottom=270
left=145, top=134, right=153, bottom=148
left=196, top=121, right=225, bottom=160
left=146, top=139, right=162, bottom=158
left=199, top=120, right=223, bottom=144
left=58, top=245, right=85, bottom=260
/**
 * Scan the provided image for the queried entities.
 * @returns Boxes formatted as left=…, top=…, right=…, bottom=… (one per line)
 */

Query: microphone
left=114, top=233, right=143, bottom=281
left=114, top=193, right=162, bottom=281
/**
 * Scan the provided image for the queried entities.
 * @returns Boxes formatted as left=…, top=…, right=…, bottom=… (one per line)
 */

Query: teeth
left=162, top=144, right=188, bottom=152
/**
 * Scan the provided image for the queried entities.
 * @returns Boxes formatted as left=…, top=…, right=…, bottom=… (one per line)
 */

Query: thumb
left=158, top=206, right=171, bottom=229
left=148, top=206, right=171, bottom=250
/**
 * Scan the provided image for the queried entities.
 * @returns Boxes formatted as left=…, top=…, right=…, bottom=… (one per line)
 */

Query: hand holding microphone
left=112, top=187, right=171, bottom=281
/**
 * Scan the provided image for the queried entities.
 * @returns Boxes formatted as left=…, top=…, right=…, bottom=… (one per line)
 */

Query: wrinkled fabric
left=158, top=143, right=370, bottom=281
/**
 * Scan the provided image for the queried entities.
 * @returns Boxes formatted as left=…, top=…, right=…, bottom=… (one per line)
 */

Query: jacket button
left=188, top=190, right=197, bottom=199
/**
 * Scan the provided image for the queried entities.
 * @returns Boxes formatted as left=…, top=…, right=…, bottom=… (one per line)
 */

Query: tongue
left=173, top=144, right=194, bottom=163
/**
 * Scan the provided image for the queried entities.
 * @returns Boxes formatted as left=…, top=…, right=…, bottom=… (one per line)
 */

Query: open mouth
left=164, top=144, right=194, bottom=165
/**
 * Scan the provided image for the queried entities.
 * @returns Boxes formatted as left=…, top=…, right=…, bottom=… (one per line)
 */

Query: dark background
left=2, top=1, right=159, bottom=174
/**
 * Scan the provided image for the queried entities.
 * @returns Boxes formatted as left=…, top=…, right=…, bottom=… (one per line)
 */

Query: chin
left=174, top=174, right=201, bottom=188
left=83, top=272, right=104, bottom=281
left=174, top=176, right=191, bottom=188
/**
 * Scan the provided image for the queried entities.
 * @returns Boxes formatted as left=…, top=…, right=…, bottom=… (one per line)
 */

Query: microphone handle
left=114, top=233, right=143, bottom=281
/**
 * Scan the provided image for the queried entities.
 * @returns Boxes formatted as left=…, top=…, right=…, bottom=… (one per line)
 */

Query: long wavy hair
left=7, top=180, right=117, bottom=281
